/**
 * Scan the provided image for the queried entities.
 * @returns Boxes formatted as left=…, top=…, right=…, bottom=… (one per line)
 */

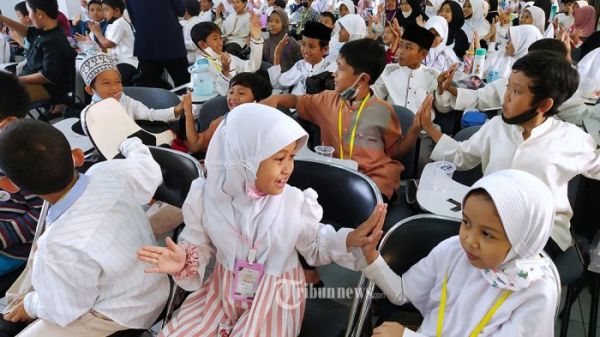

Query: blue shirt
left=46, top=174, right=89, bottom=225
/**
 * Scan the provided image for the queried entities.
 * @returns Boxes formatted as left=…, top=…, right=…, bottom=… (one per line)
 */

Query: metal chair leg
left=589, top=273, right=600, bottom=337
left=561, top=284, right=578, bottom=337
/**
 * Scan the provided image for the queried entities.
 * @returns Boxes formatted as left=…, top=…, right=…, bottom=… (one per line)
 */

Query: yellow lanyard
left=199, top=51, right=223, bottom=73
left=436, top=274, right=512, bottom=337
left=337, top=93, right=370, bottom=160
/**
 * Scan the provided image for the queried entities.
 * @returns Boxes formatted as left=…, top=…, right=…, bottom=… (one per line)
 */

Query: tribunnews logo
left=273, top=279, right=386, bottom=310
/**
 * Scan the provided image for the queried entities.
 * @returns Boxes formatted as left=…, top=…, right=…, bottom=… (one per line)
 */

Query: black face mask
left=501, top=107, right=539, bottom=125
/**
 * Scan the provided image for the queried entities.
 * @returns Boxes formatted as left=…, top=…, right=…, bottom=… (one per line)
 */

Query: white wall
left=0, top=0, right=81, bottom=20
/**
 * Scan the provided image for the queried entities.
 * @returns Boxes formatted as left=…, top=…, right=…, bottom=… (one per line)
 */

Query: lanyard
left=199, top=51, right=223, bottom=73
left=436, top=274, right=512, bottom=337
left=337, top=93, right=370, bottom=160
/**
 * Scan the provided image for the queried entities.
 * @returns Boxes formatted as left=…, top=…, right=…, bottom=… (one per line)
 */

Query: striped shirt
left=23, top=138, right=170, bottom=328
left=0, top=191, right=42, bottom=260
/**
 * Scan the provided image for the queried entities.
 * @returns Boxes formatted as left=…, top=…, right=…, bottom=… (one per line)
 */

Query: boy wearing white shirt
left=434, top=39, right=593, bottom=127
left=215, top=0, right=251, bottom=56
left=89, top=0, right=138, bottom=86
left=268, top=21, right=337, bottom=95
left=79, top=53, right=184, bottom=123
left=0, top=120, right=169, bottom=336
left=419, top=51, right=600, bottom=255
left=190, top=20, right=264, bottom=96
left=372, top=25, right=440, bottom=117
left=181, top=0, right=204, bottom=64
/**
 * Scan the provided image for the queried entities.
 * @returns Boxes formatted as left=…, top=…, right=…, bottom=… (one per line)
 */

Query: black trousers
left=136, top=57, right=190, bottom=89
left=223, top=43, right=244, bottom=57
left=117, top=63, right=137, bottom=87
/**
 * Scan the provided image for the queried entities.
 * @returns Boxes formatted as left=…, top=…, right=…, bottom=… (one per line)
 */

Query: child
left=319, top=11, right=337, bottom=28
left=420, top=51, right=600, bottom=255
left=184, top=72, right=272, bottom=153
left=263, top=38, right=422, bottom=201
left=520, top=5, right=547, bottom=35
left=88, top=0, right=138, bottom=86
left=337, top=0, right=356, bottom=17
left=483, top=24, right=542, bottom=79
left=438, top=0, right=469, bottom=59
left=264, top=9, right=303, bottom=72
left=372, top=24, right=439, bottom=117
left=198, top=0, right=216, bottom=22
left=361, top=170, right=558, bottom=336
left=0, top=73, right=42, bottom=281
left=329, top=14, right=368, bottom=61
left=0, top=0, right=76, bottom=117
left=424, top=15, right=461, bottom=72
left=462, top=0, right=491, bottom=43
left=79, top=53, right=184, bottom=122
left=291, top=0, right=320, bottom=38
left=190, top=20, right=264, bottom=96
left=0, top=121, right=169, bottom=336
left=138, top=103, right=387, bottom=336
left=382, top=20, right=401, bottom=64
left=181, top=0, right=204, bottom=64
left=72, top=0, right=106, bottom=40
left=269, top=21, right=336, bottom=95
left=215, top=0, right=251, bottom=56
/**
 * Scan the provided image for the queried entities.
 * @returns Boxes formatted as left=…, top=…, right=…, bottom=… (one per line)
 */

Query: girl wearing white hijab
left=484, top=24, right=542, bottom=80
left=520, top=5, right=552, bottom=37
left=329, top=14, right=368, bottom=61
left=576, top=47, right=600, bottom=99
left=462, top=0, right=491, bottom=43
left=425, top=0, right=443, bottom=18
left=138, top=103, right=387, bottom=337
left=424, top=15, right=461, bottom=71
left=337, top=0, right=356, bottom=16
left=361, top=169, right=559, bottom=337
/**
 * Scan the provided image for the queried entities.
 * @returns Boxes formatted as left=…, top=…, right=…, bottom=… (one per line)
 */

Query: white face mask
left=425, top=5, right=435, bottom=16
left=402, top=10, right=412, bottom=17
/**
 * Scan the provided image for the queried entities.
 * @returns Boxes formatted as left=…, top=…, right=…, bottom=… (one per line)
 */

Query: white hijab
left=202, top=103, right=308, bottom=271
left=484, top=25, right=541, bottom=79
left=466, top=170, right=555, bottom=291
left=523, top=5, right=546, bottom=34
left=337, top=0, right=356, bottom=15
left=575, top=0, right=589, bottom=8
left=338, top=14, right=368, bottom=40
left=424, top=16, right=460, bottom=68
left=427, top=0, right=444, bottom=16
left=463, top=0, right=491, bottom=42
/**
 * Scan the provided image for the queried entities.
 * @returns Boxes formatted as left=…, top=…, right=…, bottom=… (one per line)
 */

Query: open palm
left=137, top=237, right=186, bottom=275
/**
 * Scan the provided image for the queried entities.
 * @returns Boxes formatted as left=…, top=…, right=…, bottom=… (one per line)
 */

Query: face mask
left=91, top=90, right=103, bottom=103
left=340, top=73, right=366, bottom=101
left=501, top=107, right=539, bottom=124
left=402, top=10, right=412, bottom=17
left=23, top=38, right=30, bottom=50
left=425, top=5, right=435, bottom=16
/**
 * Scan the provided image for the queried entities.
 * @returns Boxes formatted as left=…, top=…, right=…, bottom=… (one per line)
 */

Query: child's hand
left=485, top=17, right=497, bottom=42
left=221, top=52, right=232, bottom=77
left=88, top=20, right=101, bottom=35
left=372, top=322, right=406, bottom=337
left=249, top=12, right=262, bottom=40
left=346, top=203, right=387, bottom=250
left=417, top=94, right=434, bottom=132
left=176, top=91, right=192, bottom=117
left=75, top=33, right=92, bottom=43
left=391, top=18, right=402, bottom=37
left=416, top=15, right=425, bottom=27
left=274, top=35, right=289, bottom=65
left=473, top=32, right=481, bottom=49
left=73, top=13, right=82, bottom=26
left=3, top=298, right=33, bottom=323
left=216, top=3, right=225, bottom=17
left=137, top=237, right=186, bottom=275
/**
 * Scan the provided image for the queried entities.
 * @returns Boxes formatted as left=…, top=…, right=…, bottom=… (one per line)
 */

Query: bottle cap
left=475, top=48, right=487, bottom=56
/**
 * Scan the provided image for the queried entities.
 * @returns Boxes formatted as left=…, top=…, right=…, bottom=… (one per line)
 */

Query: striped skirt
left=160, top=263, right=307, bottom=337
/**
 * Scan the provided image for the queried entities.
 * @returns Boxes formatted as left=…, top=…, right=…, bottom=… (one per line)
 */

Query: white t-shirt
left=105, top=17, right=138, bottom=68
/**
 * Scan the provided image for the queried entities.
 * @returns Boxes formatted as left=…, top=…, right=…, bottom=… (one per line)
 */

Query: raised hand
left=216, top=3, right=225, bottom=17
left=273, top=35, right=289, bottom=65
left=249, top=12, right=262, bottom=40
left=417, top=94, right=434, bottom=131
left=347, top=203, right=387, bottom=254
left=391, top=18, right=402, bottom=37
left=137, top=237, right=186, bottom=275
left=88, top=20, right=101, bottom=35
left=416, top=14, right=425, bottom=27
left=221, top=52, right=232, bottom=77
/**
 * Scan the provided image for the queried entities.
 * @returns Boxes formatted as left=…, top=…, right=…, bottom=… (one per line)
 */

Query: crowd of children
left=0, top=0, right=599, bottom=335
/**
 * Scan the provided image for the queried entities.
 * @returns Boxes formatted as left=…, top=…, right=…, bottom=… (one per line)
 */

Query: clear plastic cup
left=314, top=145, right=335, bottom=161
left=432, top=161, right=456, bottom=192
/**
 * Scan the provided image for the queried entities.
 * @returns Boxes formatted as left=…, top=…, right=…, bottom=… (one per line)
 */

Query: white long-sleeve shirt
left=372, top=63, right=439, bottom=118
left=181, top=16, right=204, bottom=64
left=268, top=58, right=337, bottom=95
left=84, top=94, right=178, bottom=123
left=362, top=237, right=558, bottom=337
left=216, top=11, right=251, bottom=48
left=23, top=138, right=170, bottom=328
left=430, top=116, right=600, bottom=250
left=434, top=77, right=593, bottom=127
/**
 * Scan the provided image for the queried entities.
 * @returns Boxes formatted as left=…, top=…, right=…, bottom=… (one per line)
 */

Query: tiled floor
left=557, top=286, right=599, bottom=337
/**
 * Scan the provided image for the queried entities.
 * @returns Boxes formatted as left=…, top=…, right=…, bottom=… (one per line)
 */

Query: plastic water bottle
left=550, top=2, right=558, bottom=22
left=471, top=48, right=487, bottom=79
left=188, top=57, right=215, bottom=100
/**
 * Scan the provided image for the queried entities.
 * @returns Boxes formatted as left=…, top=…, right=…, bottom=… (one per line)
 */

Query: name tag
left=232, top=259, right=264, bottom=302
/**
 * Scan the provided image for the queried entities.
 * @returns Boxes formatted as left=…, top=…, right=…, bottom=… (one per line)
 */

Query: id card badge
left=217, top=322, right=233, bottom=337
left=232, top=258, right=264, bottom=302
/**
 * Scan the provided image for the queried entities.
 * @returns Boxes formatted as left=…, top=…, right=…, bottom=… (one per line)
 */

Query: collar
left=515, top=116, right=554, bottom=140
left=305, top=57, right=326, bottom=70
left=46, top=174, right=89, bottom=224
left=39, top=25, right=61, bottom=35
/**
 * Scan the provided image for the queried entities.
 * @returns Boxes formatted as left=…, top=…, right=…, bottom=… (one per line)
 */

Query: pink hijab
left=573, top=6, right=597, bottom=37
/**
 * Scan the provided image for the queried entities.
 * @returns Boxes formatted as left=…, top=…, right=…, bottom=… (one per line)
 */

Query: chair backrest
left=198, top=95, right=229, bottom=133
left=123, top=87, right=181, bottom=109
left=452, top=125, right=483, bottom=186
left=148, top=146, right=203, bottom=208
left=392, top=105, right=419, bottom=180
left=380, top=214, right=461, bottom=275
left=288, top=159, right=382, bottom=229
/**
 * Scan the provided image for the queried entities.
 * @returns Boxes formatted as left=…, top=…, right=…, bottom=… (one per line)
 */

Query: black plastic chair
left=123, top=87, right=181, bottom=134
left=197, top=95, right=228, bottom=133
left=347, top=214, right=461, bottom=337
left=287, top=159, right=382, bottom=337
left=451, top=125, right=483, bottom=186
